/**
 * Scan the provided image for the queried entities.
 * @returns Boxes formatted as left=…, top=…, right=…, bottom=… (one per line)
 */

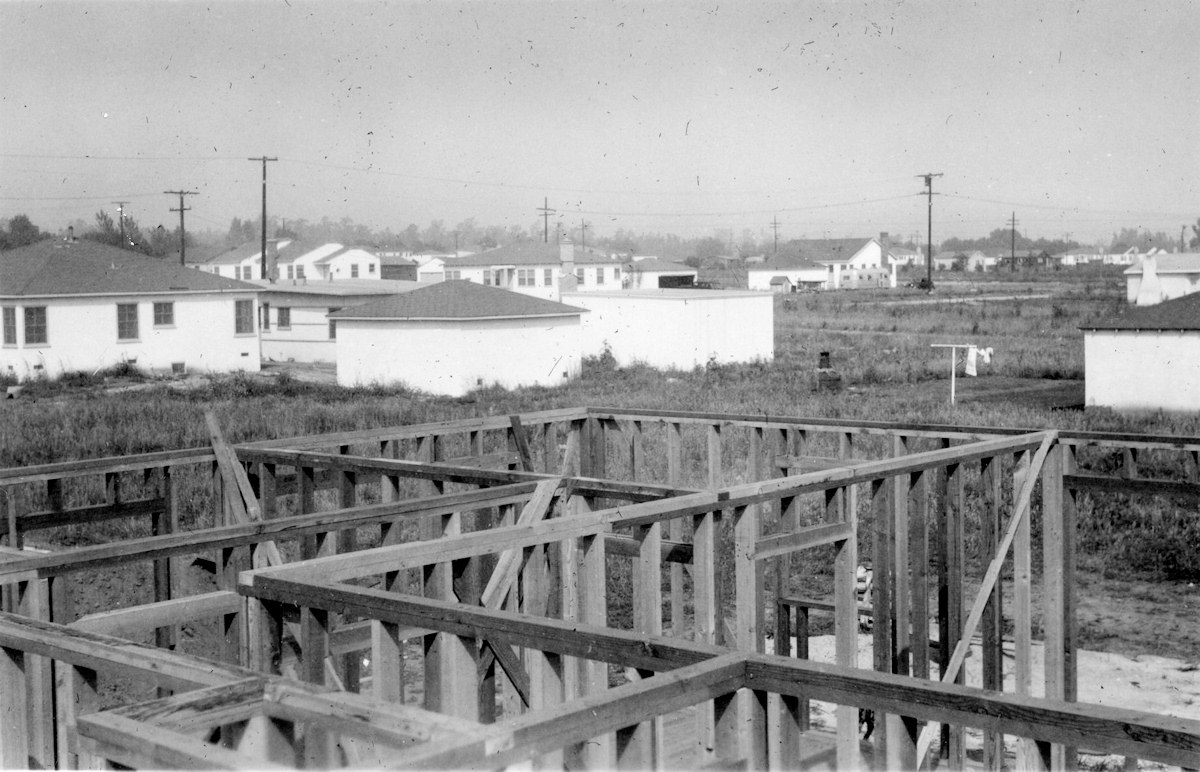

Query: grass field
left=3, top=267, right=1199, bottom=656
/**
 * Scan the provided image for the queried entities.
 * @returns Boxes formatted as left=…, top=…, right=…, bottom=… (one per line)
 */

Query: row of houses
left=893, top=246, right=1167, bottom=272
left=193, top=239, right=699, bottom=300
left=746, top=236, right=897, bottom=292
left=1, top=239, right=770, bottom=396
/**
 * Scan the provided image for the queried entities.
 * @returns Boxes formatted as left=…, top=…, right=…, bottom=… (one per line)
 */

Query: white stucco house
left=194, top=238, right=295, bottom=280
left=747, top=237, right=894, bottom=291
left=1124, top=253, right=1200, bottom=306
left=564, top=289, right=773, bottom=370
left=621, top=258, right=698, bottom=289
left=331, top=280, right=585, bottom=395
left=1081, top=292, right=1200, bottom=412
left=441, top=240, right=623, bottom=301
left=2, top=239, right=261, bottom=380
left=253, top=279, right=424, bottom=363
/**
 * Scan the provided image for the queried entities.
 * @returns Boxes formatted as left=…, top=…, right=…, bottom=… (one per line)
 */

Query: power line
left=917, top=173, right=942, bottom=288
left=537, top=197, right=556, bottom=243
left=164, top=190, right=198, bottom=266
left=248, top=156, right=278, bottom=280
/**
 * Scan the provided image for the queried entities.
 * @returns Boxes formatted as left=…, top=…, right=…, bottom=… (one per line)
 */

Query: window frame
left=152, top=301, right=174, bottom=328
left=328, top=307, right=341, bottom=340
left=23, top=306, right=47, bottom=345
left=117, top=303, right=139, bottom=341
left=2, top=306, right=15, bottom=346
left=277, top=307, right=291, bottom=330
left=235, top=299, right=255, bottom=335
left=543, top=268, right=553, bottom=286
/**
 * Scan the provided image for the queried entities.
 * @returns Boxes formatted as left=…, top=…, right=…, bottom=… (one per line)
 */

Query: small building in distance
left=331, top=280, right=585, bottom=395
left=252, top=279, right=424, bottom=363
left=565, top=289, right=773, bottom=370
left=1124, top=253, right=1200, bottom=306
left=441, top=240, right=623, bottom=301
left=747, top=237, right=894, bottom=291
left=2, top=239, right=261, bottom=380
left=622, top=258, right=698, bottom=289
left=1081, top=292, right=1200, bottom=412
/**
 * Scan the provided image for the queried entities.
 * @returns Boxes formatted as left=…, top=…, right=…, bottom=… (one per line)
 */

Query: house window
left=153, top=302, right=174, bottom=327
left=117, top=303, right=139, bottom=341
left=296, top=265, right=306, bottom=280
left=261, top=302, right=271, bottom=331
left=596, top=267, right=605, bottom=285
left=328, top=308, right=340, bottom=339
left=575, top=268, right=585, bottom=284
left=278, top=307, right=291, bottom=330
left=544, top=269, right=553, bottom=285
left=446, top=270, right=461, bottom=280
left=368, top=264, right=375, bottom=274
left=24, top=307, right=46, bottom=344
left=613, top=267, right=621, bottom=282
left=483, top=270, right=493, bottom=286
left=351, top=264, right=359, bottom=278
left=2, top=307, right=15, bottom=345
left=287, top=266, right=294, bottom=280
left=235, top=300, right=255, bottom=334
left=517, top=268, right=534, bottom=287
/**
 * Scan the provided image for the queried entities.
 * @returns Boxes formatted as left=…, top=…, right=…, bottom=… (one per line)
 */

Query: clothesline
left=930, top=344, right=995, bottom=404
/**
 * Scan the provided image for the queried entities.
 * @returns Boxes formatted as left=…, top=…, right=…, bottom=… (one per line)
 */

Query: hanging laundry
left=979, top=346, right=994, bottom=364
left=965, top=345, right=978, bottom=376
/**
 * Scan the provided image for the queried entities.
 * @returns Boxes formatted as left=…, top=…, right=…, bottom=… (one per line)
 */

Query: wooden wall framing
left=1, top=407, right=1199, bottom=770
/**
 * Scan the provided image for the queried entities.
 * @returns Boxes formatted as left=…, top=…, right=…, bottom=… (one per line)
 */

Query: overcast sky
left=2, top=1, right=1197, bottom=245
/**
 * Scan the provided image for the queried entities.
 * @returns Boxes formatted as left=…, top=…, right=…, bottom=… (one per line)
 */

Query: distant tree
left=478, top=234, right=498, bottom=249
left=423, top=220, right=447, bottom=250
left=1190, top=217, right=1200, bottom=249
left=694, top=236, right=725, bottom=260
left=84, top=210, right=152, bottom=255
left=2, top=214, right=48, bottom=249
left=1108, top=227, right=1174, bottom=254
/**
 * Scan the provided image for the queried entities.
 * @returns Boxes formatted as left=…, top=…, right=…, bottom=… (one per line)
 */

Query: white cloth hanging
left=965, top=345, right=978, bottom=377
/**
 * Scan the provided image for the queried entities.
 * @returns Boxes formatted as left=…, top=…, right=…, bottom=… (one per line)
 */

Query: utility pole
left=164, top=190, right=198, bottom=266
left=580, top=220, right=590, bottom=251
left=1182, top=224, right=1188, bottom=253
left=248, top=156, right=278, bottom=281
left=112, top=201, right=129, bottom=246
left=1010, top=212, right=1020, bottom=272
left=537, top=197, right=556, bottom=243
left=917, top=173, right=942, bottom=287
left=771, top=216, right=780, bottom=254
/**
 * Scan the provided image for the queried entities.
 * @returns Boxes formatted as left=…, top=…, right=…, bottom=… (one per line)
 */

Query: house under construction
left=1, top=407, right=1197, bottom=769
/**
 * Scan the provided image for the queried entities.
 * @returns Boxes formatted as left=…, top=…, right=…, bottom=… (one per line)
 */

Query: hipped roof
left=1080, top=291, right=1200, bottom=332
left=327, top=280, right=586, bottom=321
left=1, top=240, right=260, bottom=297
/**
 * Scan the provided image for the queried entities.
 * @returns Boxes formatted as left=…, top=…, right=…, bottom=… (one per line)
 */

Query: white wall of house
left=566, top=290, right=774, bottom=370
left=335, top=316, right=582, bottom=395
left=747, top=267, right=826, bottom=291
left=1127, top=270, right=1200, bottom=305
left=1, top=293, right=260, bottom=380
left=1085, top=330, right=1200, bottom=412
left=261, top=304, right=339, bottom=363
left=317, top=248, right=381, bottom=281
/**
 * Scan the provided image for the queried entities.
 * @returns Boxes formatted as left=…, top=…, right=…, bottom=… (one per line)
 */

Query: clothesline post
left=931, top=343, right=975, bottom=406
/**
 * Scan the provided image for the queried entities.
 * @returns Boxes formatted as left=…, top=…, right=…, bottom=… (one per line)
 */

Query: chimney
left=558, top=237, right=578, bottom=296
left=1135, top=253, right=1161, bottom=306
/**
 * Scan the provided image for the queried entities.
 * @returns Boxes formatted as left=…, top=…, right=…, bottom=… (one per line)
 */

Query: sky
left=2, top=0, right=1197, bottom=246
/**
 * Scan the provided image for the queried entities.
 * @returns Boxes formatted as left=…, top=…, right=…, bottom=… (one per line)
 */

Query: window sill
left=117, top=338, right=141, bottom=344
left=235, top=332, right=258, bottom=338
left=153, top=324, right=176, bottom=330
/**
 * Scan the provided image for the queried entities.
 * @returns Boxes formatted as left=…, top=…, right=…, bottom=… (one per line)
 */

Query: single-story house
left=252, top=279, right=424, bottom=363
left=1081, top=292, right=1200, bottom=412
left=194, top=238, right=295, bottom=280
left=442, top=239, right=624, bottom=301
left=747, top=237, right=894, bottom=291
left=888, top=246, right=923, bottom=267
left=1124, top=253, right=1200, bottom=305
left=622, top=258, right=697, bottom=289
left=331, top=280, right=585, bottom=395
left=564, top=289, right=773, bottom=370
left=414, top=254, right=450, bottom=282
left=379, top=254, right=418, bottom=281
left=2, top=239, right=261, bottom=380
